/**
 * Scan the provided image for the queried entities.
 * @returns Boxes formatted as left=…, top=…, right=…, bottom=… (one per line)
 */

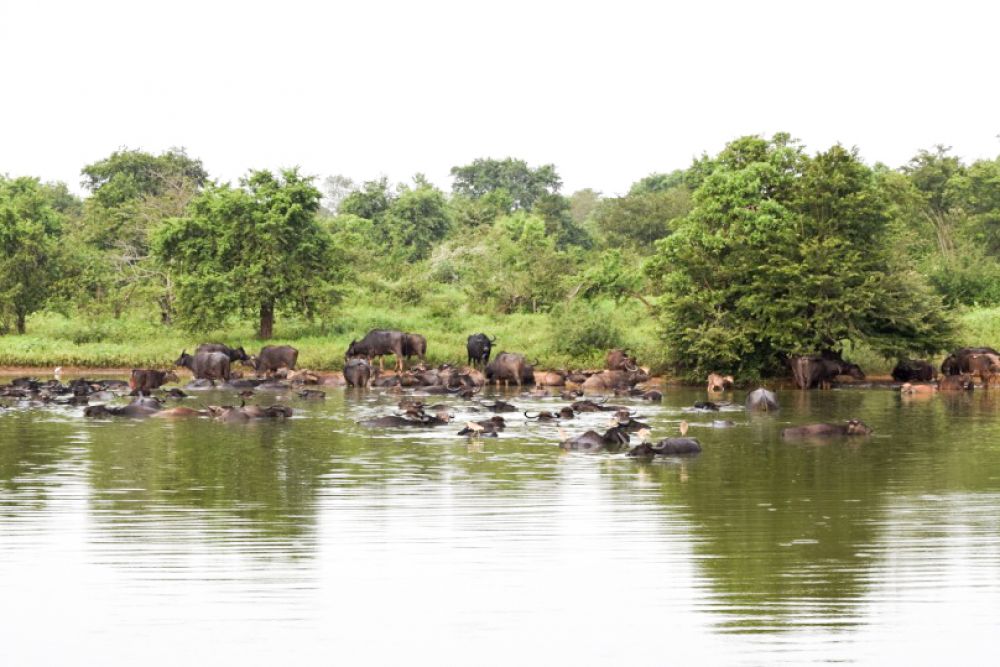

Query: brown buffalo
left=706, top=373, right=734, bottom=392
left=939, top=374, right=974, bottom=391
left=781, top=419, right=874, bottom=438
left=129, top=369, right=179, bottom=395
left=606, top=349, right=638, bottom=372
left=968, top=353, right=1000, bottom=388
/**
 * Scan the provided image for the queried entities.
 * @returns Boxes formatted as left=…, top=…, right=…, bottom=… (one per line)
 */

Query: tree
left=339, top=176, right=452, bottom=261
left=0, top=176, right=65, bottom=334
left=629, top=170, right=686, bottom=195
left=381, top=184, right=451, bottom=260
left=450, top=157, right=561, bottom=211
left=532, top=192, right=591, bottom=248
left=153, top=168, right=339, bottom=338
left=568, top=188, right=601, bottom=227
left=592, top=186, right=692, bottom=250
left=646, top=135, right=954, bottom=379
left=79, top=148, right=208, bottom=321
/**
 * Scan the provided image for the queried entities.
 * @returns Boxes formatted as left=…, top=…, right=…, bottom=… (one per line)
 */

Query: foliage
left=0, top=177, right=65, bottom=334
left=450, top=157, right=561, bottom=211
left=77, top=148, right=208, bottom=321
left=629, top=170, right=686, bottom=195
left=647, top=135, right=955, bottom=379
left=153, top=168, right=340, bottom=338
left=592, top=186, right=691, bottom=250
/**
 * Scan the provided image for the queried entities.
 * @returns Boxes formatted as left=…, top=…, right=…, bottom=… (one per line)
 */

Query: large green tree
left=450, top=157, right=561, bottom=211
left=0, top=177, right=65, bottom=334
left=79, top=148, right=208, bottom=321
left=647, top=134, right=954, bottom=379
left=153, top=168, right=339, bottom=338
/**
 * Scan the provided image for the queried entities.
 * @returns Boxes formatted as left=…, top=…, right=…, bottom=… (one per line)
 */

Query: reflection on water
left=2, top=384, right=1000, bottom=665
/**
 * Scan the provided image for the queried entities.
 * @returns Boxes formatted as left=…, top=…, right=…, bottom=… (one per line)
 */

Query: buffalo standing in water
left=466, top=333, right=497, bottom=368
left=174, top=350, right=231, bottom=383
left=251, top=345, right=298, bottom=376
left=196, top=343, right=251, bottom=364
left=745, top=387, right=779, bottom=412
left=343, top=358, right=372, bottom=388
left=346, top=329, right=408, bottom=371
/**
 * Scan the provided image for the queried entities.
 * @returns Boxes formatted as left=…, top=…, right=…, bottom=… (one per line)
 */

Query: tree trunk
left=16, top=312, right=26, bottom=335
left=260, top=302, right=274, bottom=339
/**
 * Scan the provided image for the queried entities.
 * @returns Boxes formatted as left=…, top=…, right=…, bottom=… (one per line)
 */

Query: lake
left=1, top=381, right=999, bottom=665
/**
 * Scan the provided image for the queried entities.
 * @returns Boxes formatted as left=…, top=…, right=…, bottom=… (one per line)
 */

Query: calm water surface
left=2, top=381, right=999, bottom=665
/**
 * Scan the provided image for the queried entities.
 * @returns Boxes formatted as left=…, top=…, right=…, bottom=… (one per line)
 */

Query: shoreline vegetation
left=3, top=138, right=1000, bottom=381
left=0, top=305, right=997, bottom=380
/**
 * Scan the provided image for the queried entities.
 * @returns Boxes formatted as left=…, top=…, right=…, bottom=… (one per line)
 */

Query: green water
left=1, top=383, right=999, bottom=665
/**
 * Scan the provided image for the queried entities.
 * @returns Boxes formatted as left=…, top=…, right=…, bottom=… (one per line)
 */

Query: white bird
left=53, top=366, right=63, bottom=380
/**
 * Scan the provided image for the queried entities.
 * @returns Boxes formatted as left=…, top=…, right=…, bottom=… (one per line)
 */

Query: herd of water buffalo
left=2, top=329, right=998, bottom=455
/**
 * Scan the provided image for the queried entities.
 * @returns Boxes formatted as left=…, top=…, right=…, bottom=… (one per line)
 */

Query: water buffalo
left=939, top=373, right=974, bottom=391
left=458, top=416, right=506, bottom=436
left=941, top=347, right=1000, bottom=375
left=485, top=352, right=535, bottom=387
left=129, top=369, right=179, bottom=395
left=628, top=438, right=702, bottom=456
left=891, top=359, right=936, bottom=382
left=466, top=333, right=497, bottom=368
left=791, top=354, right=864, bottom=389
left=745, top=387, right=779, bottom=412
left=251, top=345, right=298, bottom=376
left=707, top=373, right=734, bottom=392
left=900, top=382, right=937, bottom=395
left=343, top=358, right=372, bottom=388
left=84, top=398, right=163, bottom=418
left=606, top=349, right=638, bottom=372
left=968, top=353, right=1000, bottom=387
left=559, top=425, right=631, bottom=452
left=206, top=403, right=293, bottom=421
left=581, top=369, right=646, bottom=392
left=781, top=419, right=874, bottom=438
left=536, top=370, right=566, bottom=387
left=402, top=333, right=427, bottom=364
left=196, top=343, right=251, bottom=363
left=174, top=350, right=231, bottom=383
left=346, top=329, right=407, bottom=371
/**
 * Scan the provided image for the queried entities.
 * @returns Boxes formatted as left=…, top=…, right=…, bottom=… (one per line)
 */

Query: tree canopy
left=0, top=176, right=65, bottom=333
left=450, top=157, right=561, bottom=211
left=153, top=168, right=339, bottom=338
left=646, top=134, right=955, bottom=379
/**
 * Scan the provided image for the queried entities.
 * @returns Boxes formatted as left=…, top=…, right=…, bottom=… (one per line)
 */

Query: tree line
left=2, top=134, right=999, bottom=377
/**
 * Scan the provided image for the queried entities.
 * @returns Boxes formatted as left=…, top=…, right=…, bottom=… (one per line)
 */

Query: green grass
left=0, top=297, right=666, bottom=371
left=5, top=301, right=995, bottom=378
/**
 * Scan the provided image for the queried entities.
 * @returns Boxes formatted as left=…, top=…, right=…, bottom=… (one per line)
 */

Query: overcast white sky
left=2, top=0, right=998, bottom=197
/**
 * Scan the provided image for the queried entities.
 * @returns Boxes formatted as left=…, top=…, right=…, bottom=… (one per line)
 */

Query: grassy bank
left=2, top=302, right=997, bottom=377
left=0, top=298, right=666, bottom=372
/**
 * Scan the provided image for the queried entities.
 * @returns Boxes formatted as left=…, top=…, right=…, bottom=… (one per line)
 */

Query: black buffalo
left=174, top=350, right=231, bottom=383
left=466, top=333, right=497, bottom=367
left=791, top=354, right=864, bottom=389
left=403, top=333, right=427, bottom=364
left=196, top=342, right=251, bottom=363
left=891, top=359, right=936, bottom=382
left=343, top=358, right=372, bottom=388
left=253, top=345, right=299, bottom=375
left=346, top=329, right=408, bottom=371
